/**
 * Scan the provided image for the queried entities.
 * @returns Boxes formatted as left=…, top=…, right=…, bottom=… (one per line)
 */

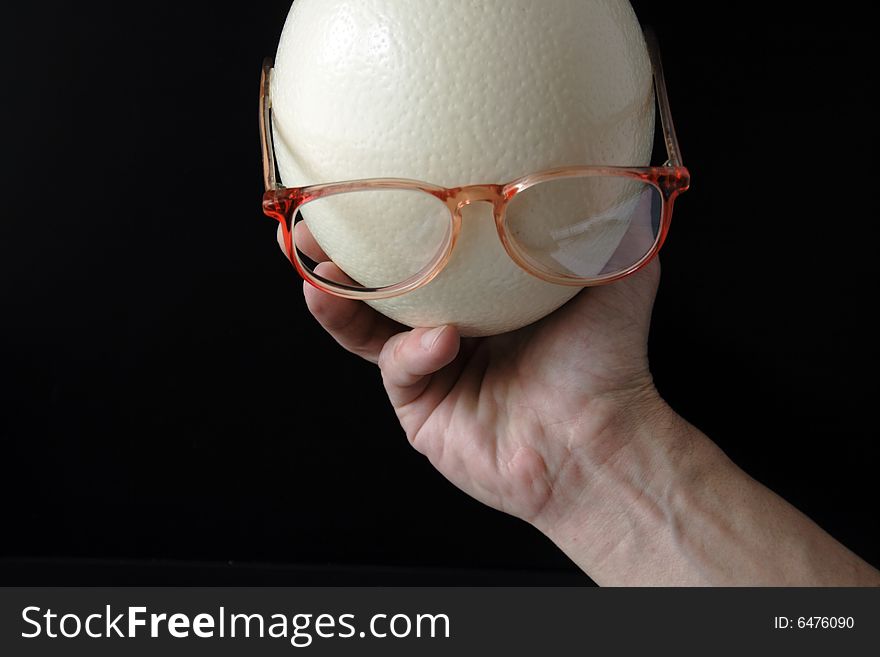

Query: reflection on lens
left=295, top=189, right=451, bottom=289
left=505, top=175, right=662, bottom=279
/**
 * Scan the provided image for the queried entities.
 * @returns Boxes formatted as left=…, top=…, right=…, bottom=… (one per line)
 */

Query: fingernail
left=420, top=325, right=448, bottom=351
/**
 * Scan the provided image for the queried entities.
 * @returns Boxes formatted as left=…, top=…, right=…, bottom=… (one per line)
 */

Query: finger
left=552, top=255, right=660, bottom=340
left=304, top=261, right=404, bottom=364
left=277, top=222, right=329, bottom=263
left=378, top=324, right=461, bottom=410
left=593, top=255, right=660, bottom=325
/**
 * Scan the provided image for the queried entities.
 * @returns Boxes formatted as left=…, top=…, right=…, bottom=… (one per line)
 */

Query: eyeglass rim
left=259, top=26, right=691, bottom=300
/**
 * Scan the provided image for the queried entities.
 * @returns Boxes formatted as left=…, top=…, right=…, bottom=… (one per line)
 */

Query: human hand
left=282, top=223, right=880, bottom=586
left=283, top=223, right=667, bottom=531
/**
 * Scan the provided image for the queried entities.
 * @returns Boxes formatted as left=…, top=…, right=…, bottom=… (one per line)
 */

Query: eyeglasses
left=259, top=28, right=690, bottom=301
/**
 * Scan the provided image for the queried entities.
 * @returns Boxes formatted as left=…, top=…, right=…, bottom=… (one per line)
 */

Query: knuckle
left=377, top=338, right=399, bottom=372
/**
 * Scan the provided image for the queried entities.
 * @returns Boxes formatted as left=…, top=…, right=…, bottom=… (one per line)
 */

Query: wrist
left=531, top=387, right=721, bottom=584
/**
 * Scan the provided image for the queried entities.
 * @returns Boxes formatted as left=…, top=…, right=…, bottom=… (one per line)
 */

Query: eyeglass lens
left=294, top=189, right=452, bottom=289
left=505, top=176, right=662, bottom=279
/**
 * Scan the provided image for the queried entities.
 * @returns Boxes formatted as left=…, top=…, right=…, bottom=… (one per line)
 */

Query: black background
left=1, top=1, right=877, bottom=584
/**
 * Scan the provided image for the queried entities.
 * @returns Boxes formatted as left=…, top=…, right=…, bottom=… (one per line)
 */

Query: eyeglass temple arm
left=643, top=27, right=684, bottom=168
left=259, top=57, right=279, bottom=192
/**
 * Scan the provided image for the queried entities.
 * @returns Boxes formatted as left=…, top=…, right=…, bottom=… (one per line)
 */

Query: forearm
left=534, top=396, right=880, bottom=586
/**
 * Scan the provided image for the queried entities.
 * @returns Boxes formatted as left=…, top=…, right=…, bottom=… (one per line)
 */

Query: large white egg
left=271, top=0, right=654, bottom=336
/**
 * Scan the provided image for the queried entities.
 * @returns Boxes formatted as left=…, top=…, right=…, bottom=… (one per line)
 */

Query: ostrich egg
left=271, top=0, right=655, bottom=336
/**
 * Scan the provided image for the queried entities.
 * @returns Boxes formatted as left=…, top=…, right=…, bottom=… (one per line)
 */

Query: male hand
left=280, top=222, right=880, bottom=586
left=283, top=222, right=665, bottom=531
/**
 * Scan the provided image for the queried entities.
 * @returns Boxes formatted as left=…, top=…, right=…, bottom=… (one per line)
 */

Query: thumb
left=378, top=325, right=460, bottom=411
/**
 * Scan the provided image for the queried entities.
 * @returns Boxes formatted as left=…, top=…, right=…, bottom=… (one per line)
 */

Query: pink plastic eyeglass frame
left=260, top=28, right=690, bottom=301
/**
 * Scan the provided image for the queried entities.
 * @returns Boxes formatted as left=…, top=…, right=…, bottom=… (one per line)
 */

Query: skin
left=283, top=223, right=880, bottom=586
